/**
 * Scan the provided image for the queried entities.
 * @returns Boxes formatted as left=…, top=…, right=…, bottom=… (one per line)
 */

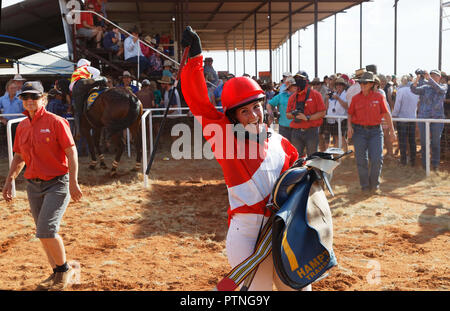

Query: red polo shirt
left=348, top=91, right=389, bottom=126
left=13, top=106, right=75, bottom=181
left=286, top=87, right=326, bottom=129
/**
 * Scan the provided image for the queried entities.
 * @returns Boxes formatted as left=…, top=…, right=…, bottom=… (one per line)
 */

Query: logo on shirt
left=40, top=129, right=51, bottom=133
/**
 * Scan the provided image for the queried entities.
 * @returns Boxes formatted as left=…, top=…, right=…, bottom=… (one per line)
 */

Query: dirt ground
left=0, top=143, right=449, bottom=291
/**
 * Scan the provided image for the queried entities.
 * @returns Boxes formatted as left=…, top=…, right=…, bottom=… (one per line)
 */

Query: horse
left=79, top=86, right=143, bottom=177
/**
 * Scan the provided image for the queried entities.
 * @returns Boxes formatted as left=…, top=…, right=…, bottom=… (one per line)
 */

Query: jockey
left=180, top=27, right=311, bottom=291
left=69, top=58, right=101, bottom=139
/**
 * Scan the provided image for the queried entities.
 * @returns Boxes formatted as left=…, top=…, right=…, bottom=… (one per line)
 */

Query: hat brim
left=18, top=90, right=42, bottom=95
left=157, top=80, right=173, bottom=84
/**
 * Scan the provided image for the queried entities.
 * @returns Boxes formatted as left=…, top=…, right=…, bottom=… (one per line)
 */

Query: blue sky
left=1, top=0, right=449, bottom=81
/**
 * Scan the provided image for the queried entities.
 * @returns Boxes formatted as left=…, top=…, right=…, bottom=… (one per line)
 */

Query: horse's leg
left=110, top=131, right=124, bottom=177
left=81, top=124, right=98, bottom=170
left=93, top=128, right=107, bottom=169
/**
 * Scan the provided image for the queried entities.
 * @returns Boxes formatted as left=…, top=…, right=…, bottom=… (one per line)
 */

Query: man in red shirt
left=2, top=81, right=82, bottom=290
left=76, top=2, right=103, bottom=48
left=286, top=71, right=326, bottom=156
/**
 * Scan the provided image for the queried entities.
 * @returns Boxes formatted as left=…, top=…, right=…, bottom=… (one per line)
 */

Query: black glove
left=181, top=26, right=202, bottom=58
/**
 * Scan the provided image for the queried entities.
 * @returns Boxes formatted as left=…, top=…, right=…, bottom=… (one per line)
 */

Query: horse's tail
left=106, top=92, right=141, bottom=134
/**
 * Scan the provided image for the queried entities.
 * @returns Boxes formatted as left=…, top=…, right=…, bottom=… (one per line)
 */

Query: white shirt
left=392, top=84, right=419, bottom=119
left=346, top=82, right=361, bottom=105
left=327, top=90, right=347, bottom=124
left=124, top=36, right=142, bottom=60
left=164, top=86, right=181, bottom=116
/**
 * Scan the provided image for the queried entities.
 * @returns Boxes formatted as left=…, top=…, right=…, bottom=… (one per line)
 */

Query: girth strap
left=214, top=215, right=274, bottom=291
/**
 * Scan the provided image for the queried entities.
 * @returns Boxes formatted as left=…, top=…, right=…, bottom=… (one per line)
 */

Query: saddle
left=82, top=77, right=108, bottom=112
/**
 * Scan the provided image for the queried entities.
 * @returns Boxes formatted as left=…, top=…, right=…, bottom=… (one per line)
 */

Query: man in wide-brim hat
left=346, top=68, right=368, bottom=105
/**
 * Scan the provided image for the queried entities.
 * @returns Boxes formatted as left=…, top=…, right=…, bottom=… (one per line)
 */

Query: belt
left=293, top=126, right=318, bottom=132
left=352, top=123, right=380, bottom=129
left=28, top=175, right=65, bottom=183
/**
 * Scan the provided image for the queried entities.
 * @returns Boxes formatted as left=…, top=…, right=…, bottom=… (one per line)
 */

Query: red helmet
left=221, top=77, right=265, bottom=113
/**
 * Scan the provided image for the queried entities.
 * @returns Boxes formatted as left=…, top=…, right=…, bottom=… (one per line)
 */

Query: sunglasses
left=20, top=93, right=42, bottom=100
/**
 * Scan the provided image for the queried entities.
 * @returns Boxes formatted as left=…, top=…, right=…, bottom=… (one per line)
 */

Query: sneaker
left=50, top=267, right=75, bottom=291
left=37, top=273, right=56, bottom=290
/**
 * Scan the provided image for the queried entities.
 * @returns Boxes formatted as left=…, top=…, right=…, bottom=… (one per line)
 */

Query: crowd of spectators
left=76, top=0, right=175, bottom=80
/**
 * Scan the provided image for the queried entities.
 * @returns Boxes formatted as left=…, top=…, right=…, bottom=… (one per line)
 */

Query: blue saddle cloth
left=272, top=168, right=337, bottom=289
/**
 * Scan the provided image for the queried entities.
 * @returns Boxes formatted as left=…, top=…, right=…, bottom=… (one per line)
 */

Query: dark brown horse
left=80, top=86, right=143, bottom=176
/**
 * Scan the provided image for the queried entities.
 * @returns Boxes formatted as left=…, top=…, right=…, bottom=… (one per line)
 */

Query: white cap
left=282, top=72, right=292, bottom=77
left=77, top=58, right=91, bottom=68
left=13, top=74, right=26, bottom=81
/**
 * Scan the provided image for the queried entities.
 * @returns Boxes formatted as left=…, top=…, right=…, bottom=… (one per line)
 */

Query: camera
left=328, top=91, right=334, bottom=99
left=415, top=69, right=426, bottom=76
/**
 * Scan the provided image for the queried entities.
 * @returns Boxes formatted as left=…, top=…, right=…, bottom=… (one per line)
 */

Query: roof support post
left=360, top=2, right=363, bottom=69
left=254, top=12, right=257, bottom=78
left=394, top=0, right=398, bottom=75
left=298, top=30, right=301, bottom=70
left=234, top=29, right=237, bottom=75
left=268, top=0, right=272, bottom=81
left=242, top=23, right=246, bottom=75
left=289, top=0, right=292, bottom=73
left=314, top=0, right=318, bottom=77
left=334, top=14, right=337, bottom=74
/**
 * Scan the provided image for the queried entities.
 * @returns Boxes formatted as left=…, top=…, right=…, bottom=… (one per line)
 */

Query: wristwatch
left=306, top=115, right=311, bottom=121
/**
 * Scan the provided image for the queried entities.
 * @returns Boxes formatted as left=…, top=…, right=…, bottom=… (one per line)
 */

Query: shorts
left=324, top=121, right=347, bottom=137
left=26, top=174, right=70, bottom=238
left=77, top=27, right=97, bottom=39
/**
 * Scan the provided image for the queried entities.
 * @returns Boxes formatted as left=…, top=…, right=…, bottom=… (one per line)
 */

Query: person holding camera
left=286, top=71, right=326, bottom=156
left=347, top=72, right=396, bottom=193
left=323, top=77, right=349, bottom=152
left=266, top=76, right=297, bottom=140
left=410, top=69, right=448, bottom=171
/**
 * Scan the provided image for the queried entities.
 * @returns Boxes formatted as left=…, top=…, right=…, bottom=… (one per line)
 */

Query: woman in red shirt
left=347, top=72, right=396, bottom=193
left=2, top=81, right=82, bottom=290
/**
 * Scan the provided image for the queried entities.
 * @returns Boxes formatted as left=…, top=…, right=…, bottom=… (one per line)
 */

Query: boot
left=74, top=114, right=81, bottom=140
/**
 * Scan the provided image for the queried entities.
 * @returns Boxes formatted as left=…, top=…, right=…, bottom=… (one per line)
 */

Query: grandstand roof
left=107, top=0, right=368, bottom=51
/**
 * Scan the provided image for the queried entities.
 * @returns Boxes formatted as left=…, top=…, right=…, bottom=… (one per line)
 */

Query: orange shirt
left=13, top=106, right=75, bottom=181
left=348, top=91, right=389, bottom=126
left=70, top=65, right=92, bottom=85
left=286, top=88, right=326, bottom=129
left=77, top=11, right=94, bottom=30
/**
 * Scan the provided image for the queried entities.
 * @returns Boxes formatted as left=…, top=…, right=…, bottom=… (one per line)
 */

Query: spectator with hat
left=323, top=77, right=349, bottom=152
left=117, top=71, right=139, bottom=94
left=346, top=68, right=366, bottom=105
left=279, top=72, right=292, bottom=94
left=411, top=69, right=448, bottom=171
left=2, top=81, right=82, bottom=290
left=13, top=74, right=26, bottom=94
left=286, top=71, right=327, bottom=156
left=159, top=75, right=181, bottom=116
left=162, top=60, right=174, bottom=78
left=124, top=26, right=151, bottom=76
left=347, top=71, right=396, bottom=193
left=203, top=57, right=219, bottom=87
left=0, top=79, right=24, bottom=142
left=267, top=76, right=297, bottom=141
left=136, top=79, right=154, bottom=109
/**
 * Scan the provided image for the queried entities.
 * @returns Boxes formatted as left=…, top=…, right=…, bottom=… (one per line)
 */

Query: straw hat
left=354, top=68, right=366, bottom=78
left=358, top=71, right=376, bottom=83
left=335, top=77, right=347, bottom=86
left=157, top=75, right=173, bottom=84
